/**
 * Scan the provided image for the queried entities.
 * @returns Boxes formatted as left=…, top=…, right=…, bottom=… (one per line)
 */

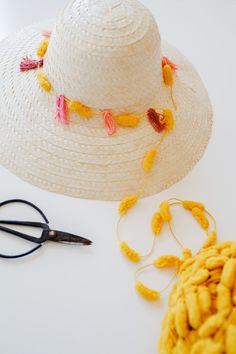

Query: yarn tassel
left=42, top=30, right=52, bottom=38
left=147, top=108, right=165, bottom=133
left=55, top=94, right=69, bottom=124
left=162, top=56, right=177, bottom=72
left=20, top=57, right=43, bottom=72
left=103, top=110, right=116, bottom=136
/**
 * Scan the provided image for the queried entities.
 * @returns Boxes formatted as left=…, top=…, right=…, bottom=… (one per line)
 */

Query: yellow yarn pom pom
left=162, top=108, right=175, bottom=131
left=37, top=72, right=51, bottom=92
left=69, top=100, right=93, bottom=118
left=151, top=212, right=163, bottom=235
left=118, top=195, right=137, bottom=216
left=115, top=114, right=140, bottom=127
left=203, top=231, right=217, bottom=248
left=191, top=207, right=209, bottom=230
left=135, top=281, right=160, bottom=301
left=119, top=241, right=140, bottom=262
left=162, top=64, right=173, bottom=86
left=182, top=200, right=205, bottom=211
left=37, top=40, right=49, bottom=58
left=182, top=248, right=192, bottom=260
left=160, top=201, right=172, bottom=222
left=154, top=255, right=181, bottom=268
left=143, top=149, right=157, bottom=173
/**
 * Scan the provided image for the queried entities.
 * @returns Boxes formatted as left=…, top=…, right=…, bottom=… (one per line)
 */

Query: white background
left=0, top=1, right=236, bottom=353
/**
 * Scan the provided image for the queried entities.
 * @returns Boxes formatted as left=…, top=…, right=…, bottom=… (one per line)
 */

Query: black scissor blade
left=46, top=230, right=92, bottom=245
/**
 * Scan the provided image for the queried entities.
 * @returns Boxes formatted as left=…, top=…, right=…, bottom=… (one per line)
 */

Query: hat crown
left=44, top=0, right=162, bottom=113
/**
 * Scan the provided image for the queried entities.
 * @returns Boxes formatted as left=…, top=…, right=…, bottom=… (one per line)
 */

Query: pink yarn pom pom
left=103, top=110, right=116, bottom=136
left=42, top=30, right=52, bottom=38
left=19, top=57, right=43, bottom=72
left=162, top=56, right=177, bottom=72
left=55, top=94, right=69, bottom=124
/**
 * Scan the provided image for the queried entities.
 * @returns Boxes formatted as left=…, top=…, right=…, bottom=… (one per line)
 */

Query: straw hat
left=0, top=0, right=212, bottom=201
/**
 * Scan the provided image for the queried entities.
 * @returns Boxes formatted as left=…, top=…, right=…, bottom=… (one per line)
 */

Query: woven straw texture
left=0, top=0, right=212, bottom=201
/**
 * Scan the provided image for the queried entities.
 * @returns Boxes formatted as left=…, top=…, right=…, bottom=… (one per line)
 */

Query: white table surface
left=0, top=1, right=236, bottom=353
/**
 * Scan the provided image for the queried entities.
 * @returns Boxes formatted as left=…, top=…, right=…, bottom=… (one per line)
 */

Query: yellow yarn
left=37, top=40, right=49, bottom=58
left=154, top=255, right=181, bottom=268
left=192, top=207, right=209, bottom=230
left=115, top=114, right=140, bottom=127
left=69, top=100, right=93, bottom=118
left=135, top=281, right=160, bottom=301
left=226, top=325, right=236, bottom=354
left=37, top=72, right=51, bottom=92
left=151, top=212, right=163, bottom=235
left=185, top=290, right=201, bottom=329
left=162, top=108, right=175, bottom=131
left=158, top=241, right=236, bottom=353
left=162, top=64, right=173, bottom=86
left=182, top=200, right=205, bottom=211
left=119, top=241, right=140, bottom=262
left=191, top=269, right=209, bottom=285
left=182, top=248, right=192, bottom=260
left=175, top=300, right=188, bottom=337
left=160, top=201, right=172, bottom=222
left=143, top=149, right=157, bottom=173
left=198, top=286, right=211, bottom=314
left=216, top=283, right=232, bottom=315
left=118, top=195, right=137, bottom=216
left=203, top=231, right=217, bottom=248
left=220, top=259, right=235, bottom=290
left=205, top=255, right=227, bottom=270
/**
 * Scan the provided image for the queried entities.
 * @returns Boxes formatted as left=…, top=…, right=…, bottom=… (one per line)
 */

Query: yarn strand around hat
left=0, top=0, right=212, bottom=200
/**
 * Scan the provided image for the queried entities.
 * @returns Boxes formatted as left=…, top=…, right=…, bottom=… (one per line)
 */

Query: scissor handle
left=0, top=199, right=49, bottom=223
left=0, top=222, right=49, bottom=243
left=0, top=244, right=42, bottom=259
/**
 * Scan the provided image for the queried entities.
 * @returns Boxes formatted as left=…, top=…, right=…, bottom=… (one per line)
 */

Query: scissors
left=0, top=199, right=92, bottom=259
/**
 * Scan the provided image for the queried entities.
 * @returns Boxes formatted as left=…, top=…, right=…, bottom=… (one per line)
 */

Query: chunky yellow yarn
left=119, top=241, right=140, bottom=262
left=135, top=281, right=160, bottom=301
left=143, top=149, right=157, bottom=172
left=37, top=72, right=51, bottom=92
left=115, top=114, right=140, bottom=127
left=158, top=241, right=236, bottom=354
left=118, top=195, right=137, bottom=216
left=37, top=40, right=49, bottom=57
left=69, top=100, right=93, bottom=118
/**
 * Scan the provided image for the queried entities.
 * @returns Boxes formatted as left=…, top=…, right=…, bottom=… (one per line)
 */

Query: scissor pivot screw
left=49, top=231, right=57, bottom=239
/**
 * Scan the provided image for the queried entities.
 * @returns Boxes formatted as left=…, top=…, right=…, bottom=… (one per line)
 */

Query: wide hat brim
left=0, top=22, right=212, bottom=201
